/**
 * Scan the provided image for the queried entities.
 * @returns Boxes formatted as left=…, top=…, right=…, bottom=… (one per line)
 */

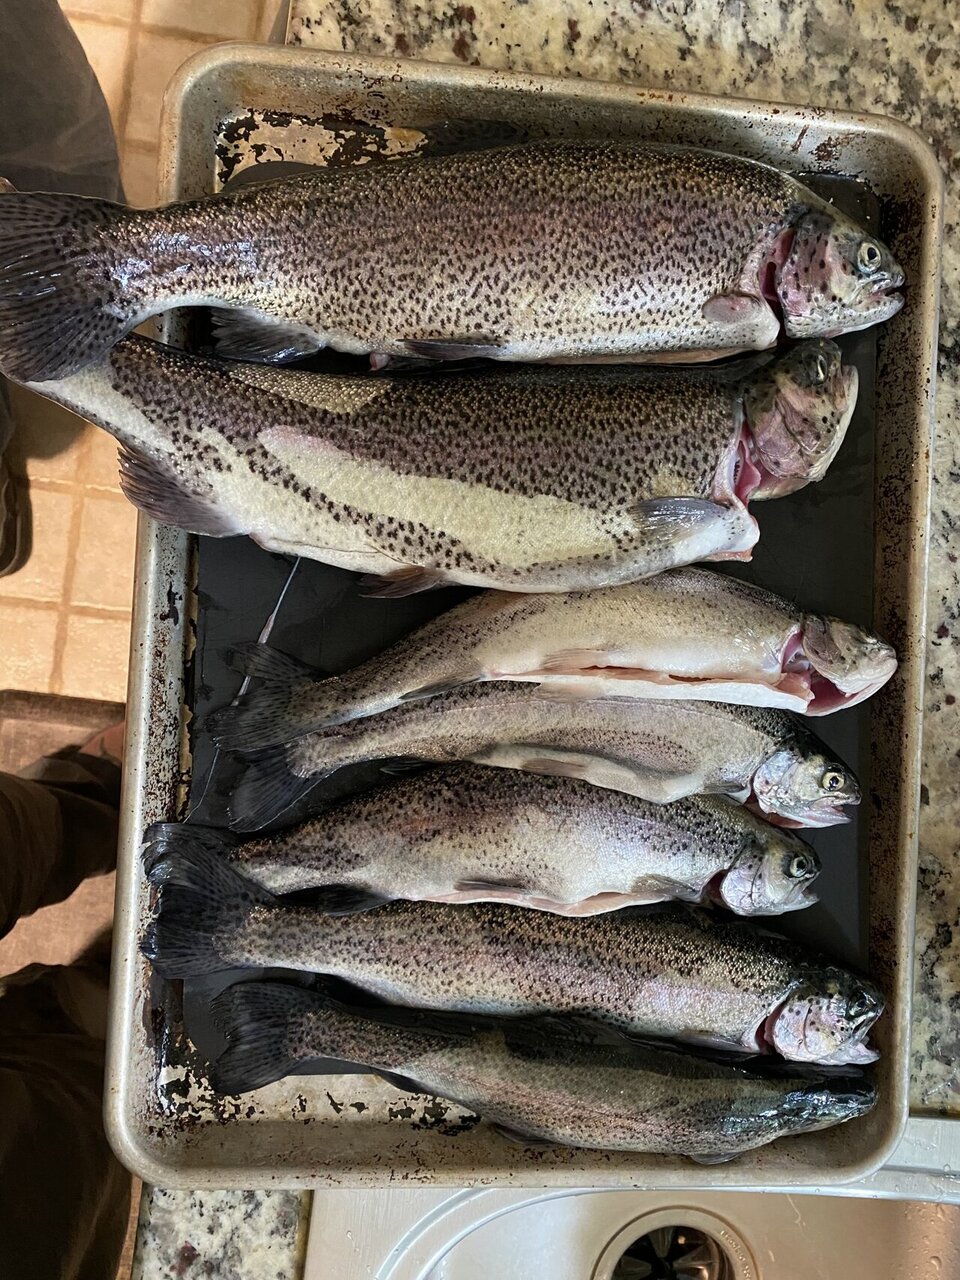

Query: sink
left=305, top=1141, right=960, bottom=1279
left=413, top=1192, right=960, bottom=1279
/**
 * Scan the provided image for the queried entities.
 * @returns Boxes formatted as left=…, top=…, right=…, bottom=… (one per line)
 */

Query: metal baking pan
left=104, top=44, right=942, bottom=1189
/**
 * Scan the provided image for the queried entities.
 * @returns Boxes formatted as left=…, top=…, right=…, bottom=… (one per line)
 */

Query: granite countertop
left=133, top=1, right=959, bottom=1275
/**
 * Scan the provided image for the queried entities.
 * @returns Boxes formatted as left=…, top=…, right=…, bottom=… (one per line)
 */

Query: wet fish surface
left=209, top=982, right=877, bottom=1161
left=208, top=565, right=895, bottom=754
left=142, top=843, right=882, bottom=1064
left=143, top=765, right=821, bottom=916
left=22, top=337, right=856, bottom=593
left=0, top=141, right=903, bottom=382
left=223, top=683, right=860, bottom=832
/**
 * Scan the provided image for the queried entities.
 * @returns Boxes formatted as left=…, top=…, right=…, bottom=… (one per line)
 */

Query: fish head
left=752, top=746, right=860, bottom=827
left=778, top=1071, right=878, bottom=1137
left=768, top=970, right=884, bottom=1064
left=719, top=830, right=821, bottom=915
left=800, top=614, right=898, bottom=712
left=777, top=209, right=904, bottom=339
left=742, top=339, right=858, bottom=499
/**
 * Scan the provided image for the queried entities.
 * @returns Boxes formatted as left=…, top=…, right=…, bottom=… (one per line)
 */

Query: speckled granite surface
left=289, top=0, right=960, bottom=1115
left=134, top=4, right=957, bottom=1276
left=132, top=1188, right=310, bottom=1278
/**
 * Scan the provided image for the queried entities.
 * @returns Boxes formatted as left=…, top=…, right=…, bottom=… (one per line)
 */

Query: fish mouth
left=780, top=629, right=897, bottom=716
left=816, top=288, right=904, bottom=339
left=754, top=1002, right=880, bottom=1063
left=712, top=866, right=818, bottom=916
left=712, top=429, right=761, bottom=507
left=745, top=795, right=855, bottom=829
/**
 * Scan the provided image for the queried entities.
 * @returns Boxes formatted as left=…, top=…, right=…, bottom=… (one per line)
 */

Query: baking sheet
left=104, top=46, right=942, bottom=1189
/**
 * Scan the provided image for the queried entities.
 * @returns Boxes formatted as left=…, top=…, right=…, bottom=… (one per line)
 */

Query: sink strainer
left=593, top=1208, right=756, bottom=1280
left=612, top=1225, right=731, bottom=1280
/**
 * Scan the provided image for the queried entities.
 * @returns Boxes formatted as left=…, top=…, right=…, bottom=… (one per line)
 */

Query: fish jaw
left=816, top=1039, right=881, bottom=1066
left=755, top=803, right=852, bottom=830
left=744, top=349, right=859, bottom=500
left=795, top=615, right=898, bottom=714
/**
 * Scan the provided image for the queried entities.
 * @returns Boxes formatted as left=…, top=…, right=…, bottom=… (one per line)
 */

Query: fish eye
left=857, top=240, right=882, bottom=273
left=848, top=994, right=873, bottom=1018
left=788, top=853, right=813, bottom=879
left=821, top=769, right=845, bottom=792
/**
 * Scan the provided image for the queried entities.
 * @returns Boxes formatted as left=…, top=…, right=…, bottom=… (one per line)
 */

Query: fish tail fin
left=207, top=642, right=330, bottom=752
left=0, top=187, right=140, bottom=382
left=141, top=820, right=237, bottom=875
left=141, top=840, right=272, bottom=978
left=211, top=981, right=322, bottom=1094
left=226, top=746, right=330, bottom=832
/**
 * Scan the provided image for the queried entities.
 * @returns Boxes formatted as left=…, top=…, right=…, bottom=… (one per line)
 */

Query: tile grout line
left=112, top=0, right=144, bottom=158
left=61, top=10, right=133, bottom=31
left=0, top=596, right=133, bottom=620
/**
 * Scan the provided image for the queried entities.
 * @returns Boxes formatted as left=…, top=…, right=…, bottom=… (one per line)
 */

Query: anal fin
left=359, top=566, right=453, bottom=598
left=400, top=671, right=481, bottom=702
left=454, top=876, right=532, bottom=894
left=518, top=756, right=589, bottom=781
left=212, top=308, right=322, bottom=364
left=401, top=335, right=503, bottom=361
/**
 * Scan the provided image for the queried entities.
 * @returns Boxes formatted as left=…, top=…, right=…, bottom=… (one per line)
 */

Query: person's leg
left=0, top=760, right=119, bottom=942
left=0, top=0, right=126, bottom=576
left=0, top=0, right=123, bottom=201
left=0, top=938, right=131, bottom=1279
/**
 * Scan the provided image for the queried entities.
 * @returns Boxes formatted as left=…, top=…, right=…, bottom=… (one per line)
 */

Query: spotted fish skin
left=0, top=141, right=902, bottom=382
left=143, top=846, right=881, bottom=1063
left=27, top=334, right=861, bottom=591
left=211, top=983, right=876, bottom=1160
left=226, top=684, right=858, bottom=833
left=23, top=336, right=770, bottom=591
left=209, top=562, right=891, bottom=757
left=144, top=765, right=818, bottom=915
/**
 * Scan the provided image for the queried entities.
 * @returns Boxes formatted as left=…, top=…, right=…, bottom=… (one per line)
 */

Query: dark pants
left=0, top=3, right=130, bottom=1274
left=0, top=757, right=130, bottom=1279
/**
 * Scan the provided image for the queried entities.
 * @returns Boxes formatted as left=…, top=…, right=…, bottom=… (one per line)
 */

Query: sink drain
left=611, top=1224, right=730, bottom=1279
left=593, top=1209, right=756, bottom=1280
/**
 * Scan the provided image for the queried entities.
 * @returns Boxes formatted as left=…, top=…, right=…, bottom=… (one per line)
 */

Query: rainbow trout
left=0, top=141, right=901, bottom=381
left=209, top=982, right=876, bottom=1161
left=209, top=565, right=895, bottom=753
left=143, top=766, right=821, bottom=916
left=21, top=337, right=855, bottom=592
left=223, top=684, right=860, bottom=832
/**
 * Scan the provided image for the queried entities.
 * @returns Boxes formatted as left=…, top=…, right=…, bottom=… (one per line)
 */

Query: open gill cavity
left=759, top=226, right=797, bottom=327
left=783, top=629, right=858, bottom=714
left=732, top=432, right=763, bottom=504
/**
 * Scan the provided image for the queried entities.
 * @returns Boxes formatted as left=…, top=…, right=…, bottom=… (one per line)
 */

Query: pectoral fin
left=358, top=566, right=454, bottom=598
left=701, top=292, right=766, bottom=324
left=118, top=449, right=240, bottom=536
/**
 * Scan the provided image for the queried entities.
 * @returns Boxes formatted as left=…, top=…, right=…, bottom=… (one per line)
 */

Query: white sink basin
left=306, top=1154, right=960, bottom=1280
